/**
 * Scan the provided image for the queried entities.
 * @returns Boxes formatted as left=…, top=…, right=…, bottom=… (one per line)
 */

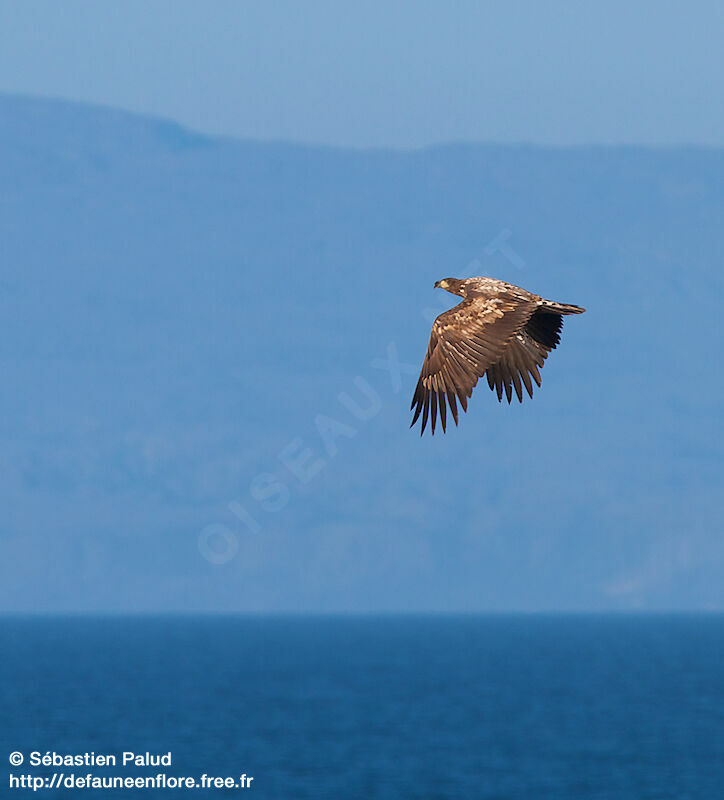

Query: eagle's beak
left=435, top=279, right=448, bottom=289
left=434, top=281, right=441, bottom=288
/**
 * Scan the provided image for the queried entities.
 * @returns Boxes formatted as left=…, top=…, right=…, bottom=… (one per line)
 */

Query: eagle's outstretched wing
left=485, top=305, right=583, bottom=403
left=410, top=294, right=537, bottom=435
left=484, top=310, right=561, bottom=403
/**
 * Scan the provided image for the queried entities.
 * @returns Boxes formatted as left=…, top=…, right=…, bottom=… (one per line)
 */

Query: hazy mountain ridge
left=1, top=94, right=722, bottom=612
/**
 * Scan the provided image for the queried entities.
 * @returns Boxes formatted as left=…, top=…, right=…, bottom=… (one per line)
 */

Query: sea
left=2, top=615, right=723, bottom=799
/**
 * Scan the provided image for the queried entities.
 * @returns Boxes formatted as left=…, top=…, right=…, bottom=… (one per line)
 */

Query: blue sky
left=1, top=0, right=723, bottom=148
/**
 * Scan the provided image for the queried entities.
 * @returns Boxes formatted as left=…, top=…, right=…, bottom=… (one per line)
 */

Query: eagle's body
left=411, top=277, right=585, bottom=435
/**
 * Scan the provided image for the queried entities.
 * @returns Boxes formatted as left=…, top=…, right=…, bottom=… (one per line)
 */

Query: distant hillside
left=1, top=93, right=722, bottom=612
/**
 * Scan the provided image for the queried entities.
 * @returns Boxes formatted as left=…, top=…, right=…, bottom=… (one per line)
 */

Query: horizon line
left=2, top=89, right=723, bottom=156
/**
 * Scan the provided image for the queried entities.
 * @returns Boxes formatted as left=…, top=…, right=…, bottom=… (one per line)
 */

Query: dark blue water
left=2, top=616, right=723, bottom=799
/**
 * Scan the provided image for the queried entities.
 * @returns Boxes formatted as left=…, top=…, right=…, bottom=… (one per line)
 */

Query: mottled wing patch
left=410, top=296, right=536, bottom=434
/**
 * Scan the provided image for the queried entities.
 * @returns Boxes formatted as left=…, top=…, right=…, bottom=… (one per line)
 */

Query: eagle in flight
left=411, top=277, right=585, bottom=435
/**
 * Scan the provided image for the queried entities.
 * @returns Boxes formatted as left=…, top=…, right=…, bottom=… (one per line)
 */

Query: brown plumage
left=410, top=277, right=585, bottom=435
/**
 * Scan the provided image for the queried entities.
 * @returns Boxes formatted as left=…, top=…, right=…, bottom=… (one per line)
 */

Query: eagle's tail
left=540, top=300, right=585, bottom=315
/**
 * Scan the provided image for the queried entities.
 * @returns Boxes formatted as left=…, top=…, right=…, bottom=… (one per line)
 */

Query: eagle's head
left=434, top=278, right=466, bottom=297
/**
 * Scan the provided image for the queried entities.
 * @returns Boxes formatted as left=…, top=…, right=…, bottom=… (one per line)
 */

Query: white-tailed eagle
left=411, top=277, right=585, bottom=435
